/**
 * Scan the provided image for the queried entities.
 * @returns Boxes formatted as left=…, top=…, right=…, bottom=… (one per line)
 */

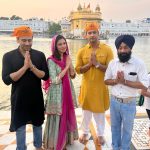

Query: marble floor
left=0, top=106, right=149, bottom=150
left=0, top=108, right=112, bottom=150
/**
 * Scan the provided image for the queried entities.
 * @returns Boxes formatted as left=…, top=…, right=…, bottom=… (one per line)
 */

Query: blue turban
left=115, top=35, right=135, bottom=50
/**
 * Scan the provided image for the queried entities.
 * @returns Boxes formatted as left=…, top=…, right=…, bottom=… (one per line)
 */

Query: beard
left=117, top=51, right=132, bottom=63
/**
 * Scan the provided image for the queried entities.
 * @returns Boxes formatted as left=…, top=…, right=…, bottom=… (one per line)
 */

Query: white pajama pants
left=80, top=110, right=105, bottom=136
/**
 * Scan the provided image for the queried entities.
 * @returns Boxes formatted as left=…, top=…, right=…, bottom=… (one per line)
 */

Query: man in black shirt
left=2, top=26, right=49, bottom=150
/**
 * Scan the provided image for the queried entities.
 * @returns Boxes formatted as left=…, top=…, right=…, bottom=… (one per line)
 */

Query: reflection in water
left=0, top=36, right=150, bottom=110
left=68, top=39, right=87, bottom=62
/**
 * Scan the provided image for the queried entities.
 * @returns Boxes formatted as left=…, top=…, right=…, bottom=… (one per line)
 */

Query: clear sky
left=0, top=0, right=150, bottom=22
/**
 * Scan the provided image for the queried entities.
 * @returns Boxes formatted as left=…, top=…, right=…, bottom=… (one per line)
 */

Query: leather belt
left=112, top=95, right=135, bottom=104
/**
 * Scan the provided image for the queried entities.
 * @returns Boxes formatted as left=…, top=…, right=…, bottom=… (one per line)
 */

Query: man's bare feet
left=79, top=134, right=88, bottom=144
left=97, top=136, right=105, bottom=145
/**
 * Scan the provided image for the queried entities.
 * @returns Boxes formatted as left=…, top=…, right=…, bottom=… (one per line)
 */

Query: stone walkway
left=0, top=108, right=112, bottom=150
left=0, top=107, right=149, bottom=150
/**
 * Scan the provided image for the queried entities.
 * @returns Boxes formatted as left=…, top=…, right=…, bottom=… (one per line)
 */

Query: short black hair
left=53, top=35, right=66, bottom=60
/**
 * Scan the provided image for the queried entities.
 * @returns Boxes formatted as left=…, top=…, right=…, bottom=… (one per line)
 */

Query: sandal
left=97, top=136, right=105, bottom=145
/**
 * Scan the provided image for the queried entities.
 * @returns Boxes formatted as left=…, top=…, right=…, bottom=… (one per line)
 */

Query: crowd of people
left=2, top=23, right=150, bottom=150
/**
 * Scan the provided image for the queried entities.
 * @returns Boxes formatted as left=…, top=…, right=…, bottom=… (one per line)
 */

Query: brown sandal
left=97, top=136, right=105, bottom=145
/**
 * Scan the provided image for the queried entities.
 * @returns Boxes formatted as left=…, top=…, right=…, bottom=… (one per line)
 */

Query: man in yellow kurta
left=75, top=22, right=113, bottom=145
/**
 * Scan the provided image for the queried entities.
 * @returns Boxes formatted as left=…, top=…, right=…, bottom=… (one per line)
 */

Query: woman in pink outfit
left=43, top=35, right=78, bottom=150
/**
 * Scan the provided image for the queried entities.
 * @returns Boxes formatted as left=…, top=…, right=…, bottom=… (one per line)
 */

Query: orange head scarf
left=85, top=22, right=99, bottom=32
left=12, top=26, right=33, bottom=37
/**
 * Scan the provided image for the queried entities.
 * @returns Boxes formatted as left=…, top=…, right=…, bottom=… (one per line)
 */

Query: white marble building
left=59, top=17, right=71, bottom=38
left=101, top=18, right=150, bottom=36
left=59, top=18, right=150, bottom=38
left=0, top=17, right=50, bottom=33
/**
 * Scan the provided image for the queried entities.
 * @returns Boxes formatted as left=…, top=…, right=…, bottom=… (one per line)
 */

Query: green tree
left=40, top=18, right=44, bottom=21
left=0, top=17, right=9, bottom=20
left=48, top=22, right=61, bottom=36
left=10, top=15, right=22, bottom=20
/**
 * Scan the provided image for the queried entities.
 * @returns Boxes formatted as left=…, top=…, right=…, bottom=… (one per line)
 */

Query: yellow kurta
left=75, top=43, right=114, bottom=113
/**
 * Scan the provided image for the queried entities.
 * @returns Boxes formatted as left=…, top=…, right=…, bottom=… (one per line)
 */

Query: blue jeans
left=16, top=125, right=42, bottom=150
left=110, top=96, right=136, bottom=150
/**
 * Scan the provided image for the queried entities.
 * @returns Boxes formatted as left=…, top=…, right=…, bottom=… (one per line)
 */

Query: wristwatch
left=95, top=63, right=100, bottom=68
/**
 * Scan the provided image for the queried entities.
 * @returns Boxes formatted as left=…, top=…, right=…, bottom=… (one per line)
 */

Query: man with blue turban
left=104, top=35, right=148, bottom=150
left=115, top=35, right=135, bottom=63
